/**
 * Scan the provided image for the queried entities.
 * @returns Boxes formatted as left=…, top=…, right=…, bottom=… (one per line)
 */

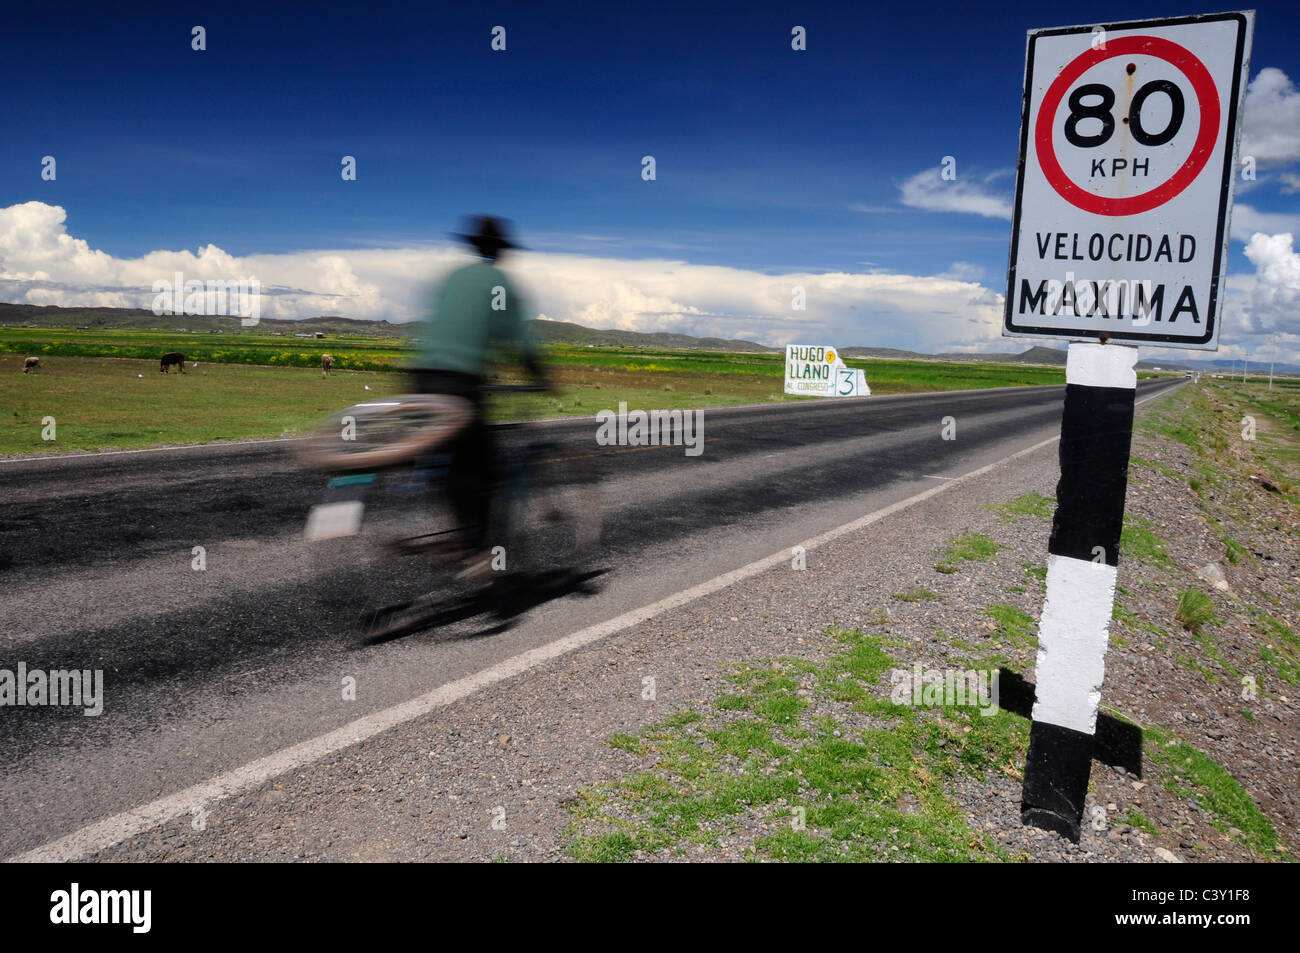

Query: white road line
left=7, top=384, right=1181, bottom=863
left=1135, top=388, right=1177, bottom=408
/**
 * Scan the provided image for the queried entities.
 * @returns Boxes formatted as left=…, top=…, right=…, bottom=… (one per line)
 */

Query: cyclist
left=417, top=215, right=551, bottom=581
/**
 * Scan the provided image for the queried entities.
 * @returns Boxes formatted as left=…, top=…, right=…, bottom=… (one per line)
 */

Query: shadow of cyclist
left=357, top=567, right=608, bottom=646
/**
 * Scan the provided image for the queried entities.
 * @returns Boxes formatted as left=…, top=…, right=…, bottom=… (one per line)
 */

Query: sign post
left=1003, top=11, right=1252, bottom=841
left=784, top=345, right=870, bottom=397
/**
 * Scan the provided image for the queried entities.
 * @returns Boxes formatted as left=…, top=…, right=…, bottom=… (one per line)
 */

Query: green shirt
left=419, top=261, right=535, bottom=376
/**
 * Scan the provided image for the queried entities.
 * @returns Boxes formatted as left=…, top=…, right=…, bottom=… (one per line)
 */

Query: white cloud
left=1234, top=232, right=1300, bottom=336
left=0, top=202, right=404, bottom=321
left=1167, top=232, right=1300, bottom=366
left=1095, top=234, right=1300, bottom=365
left=1229, top=204, right=1300, bottom=243
left=512, top=253, right=1007, bottom=352
left=0, top=201, right=1007, bottom=354
left=1279, top=172, right=1300, bottom=195
left=1242, top=68, right=1300, bottom=168
left=5, top=202, right=1297, bottom=363
left=938, top=261, right=984, bottom=281
left=898, top=168, right=1012, bottom=220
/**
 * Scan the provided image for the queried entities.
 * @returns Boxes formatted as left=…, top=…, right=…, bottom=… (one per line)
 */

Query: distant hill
left=839, top=344, right=1074, bottom=365
left=1171, top=357, right=1300, bottom=377
left=838, top=345, right=930, bottom=360
left=529, top=318, right=775, bottom=352
left=843, top=342, right=1185, bottom=371
left=986, top=345, right=1070, bottom=366
left=0, top=301, right=1227, bottom=371
left=0, top=303, right=416, bottom=337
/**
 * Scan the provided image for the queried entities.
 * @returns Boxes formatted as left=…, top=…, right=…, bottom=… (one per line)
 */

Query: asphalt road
left=0, top=378, right=1183, bottom=857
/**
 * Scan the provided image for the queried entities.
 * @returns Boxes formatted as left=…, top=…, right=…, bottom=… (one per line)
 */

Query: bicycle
left=297, top=384, right=604, bottom=641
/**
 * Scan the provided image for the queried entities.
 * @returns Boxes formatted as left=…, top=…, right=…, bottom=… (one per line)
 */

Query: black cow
left=160, top=352, right=186, bottom=374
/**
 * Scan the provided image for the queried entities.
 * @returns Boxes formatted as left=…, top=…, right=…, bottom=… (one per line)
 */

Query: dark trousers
left=415, top=369, right=495, bottom=549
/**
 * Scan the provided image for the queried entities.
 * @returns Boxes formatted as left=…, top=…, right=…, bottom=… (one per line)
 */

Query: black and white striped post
left=1020, top=338, right=1136, bottom=841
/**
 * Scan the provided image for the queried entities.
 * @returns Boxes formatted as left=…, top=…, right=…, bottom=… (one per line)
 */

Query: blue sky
left=2, top=0, right=1299, bottom=360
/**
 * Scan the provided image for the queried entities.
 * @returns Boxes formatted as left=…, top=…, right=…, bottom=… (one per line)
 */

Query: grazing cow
left=23, top=357, right=41, bottom=373
left=321, top=354, right=334, bottom=377
left=160, top=352, right=185, bottom=374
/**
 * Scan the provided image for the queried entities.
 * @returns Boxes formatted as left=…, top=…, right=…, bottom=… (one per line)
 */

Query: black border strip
left=1022, top=720, right=1094, bottom=842
left=1004, top=11, right=1250, bottom=348
left=1047, top=383, right=1135, bottom=566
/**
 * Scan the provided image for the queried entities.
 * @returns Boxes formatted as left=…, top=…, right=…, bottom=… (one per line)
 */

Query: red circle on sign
left=1034, top=35, right=1220, bottom=216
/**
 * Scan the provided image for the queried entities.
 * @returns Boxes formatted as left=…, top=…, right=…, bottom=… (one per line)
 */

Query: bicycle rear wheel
left=495, top=440, right=603, bottom=574
left=297, top=394, right=474, bottom=473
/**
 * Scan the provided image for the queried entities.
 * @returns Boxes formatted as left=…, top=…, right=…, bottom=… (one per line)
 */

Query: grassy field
left=566, top=626, right=1026, bottom=862
left=0, top=326, right=408, bottom=373
left=1235, top=377, right=1300, bottom=481
left=0, top=326, right=1080, bottom=455
left=562, top=378, right=1300, bottom=861
left=1, top=356, right=370, bottom=454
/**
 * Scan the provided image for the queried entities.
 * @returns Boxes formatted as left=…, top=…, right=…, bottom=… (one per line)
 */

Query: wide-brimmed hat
left=453, top=215, right=523, bottom=252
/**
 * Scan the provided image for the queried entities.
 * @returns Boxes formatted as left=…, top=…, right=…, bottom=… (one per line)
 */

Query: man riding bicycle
left=417, top=215, right=551, bottom=581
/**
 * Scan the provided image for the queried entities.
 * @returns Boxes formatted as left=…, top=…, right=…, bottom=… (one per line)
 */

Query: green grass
left=1261, top=645, right=1300, bottom=686
left=1120, top=516, right=1174, bottom=570
left=985, top=604, right=1037, bottom=649
left=1192, top=461, right=1224, bottom=491
left=1, top=333, right=1074, bottom=455
left=1, top=356, right=378, bottom=454
left=1175, top=589, right=1218, bottom=634
left=0, top=325, right=409, bottom=372
left=980, top=492, right=1054, bottom=522
left=1221, top=536, right=1249, bottom=565
left=1138, top=394, right=1228, bottom=456
left=1174, top=652, right=1217, bottom=683
left=1112, top=597, right=1172, bottom=644
left=1119, top=809, right=1159, bottom=835
left=565, top=627, right=1027, bottom=862
left=942, top=531, right=1002, bottom=565
left=892, top=588, right=941, bottom=603
left=1145, top=725, right=1284, bottom=856
left=1021, top=563, right=1047, bottom=585
left=1256, top=613, right=1299, bottom=686
left=1194, top=630, right=1239, bottom=679
left=1130, top=454, right=1179, bottom=480
left=1141, top=416, right=1205, bottom=452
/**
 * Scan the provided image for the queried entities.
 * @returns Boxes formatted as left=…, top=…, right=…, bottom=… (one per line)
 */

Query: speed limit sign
left=1005, top=12, right=1253, bottom=349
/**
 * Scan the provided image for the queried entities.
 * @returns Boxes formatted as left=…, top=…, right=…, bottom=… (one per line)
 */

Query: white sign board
left=1004, top=12, right=1253, bottom=350
left=784, top=345, right=870, bottom=397
left=303, top=501, right=364, bottom=540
